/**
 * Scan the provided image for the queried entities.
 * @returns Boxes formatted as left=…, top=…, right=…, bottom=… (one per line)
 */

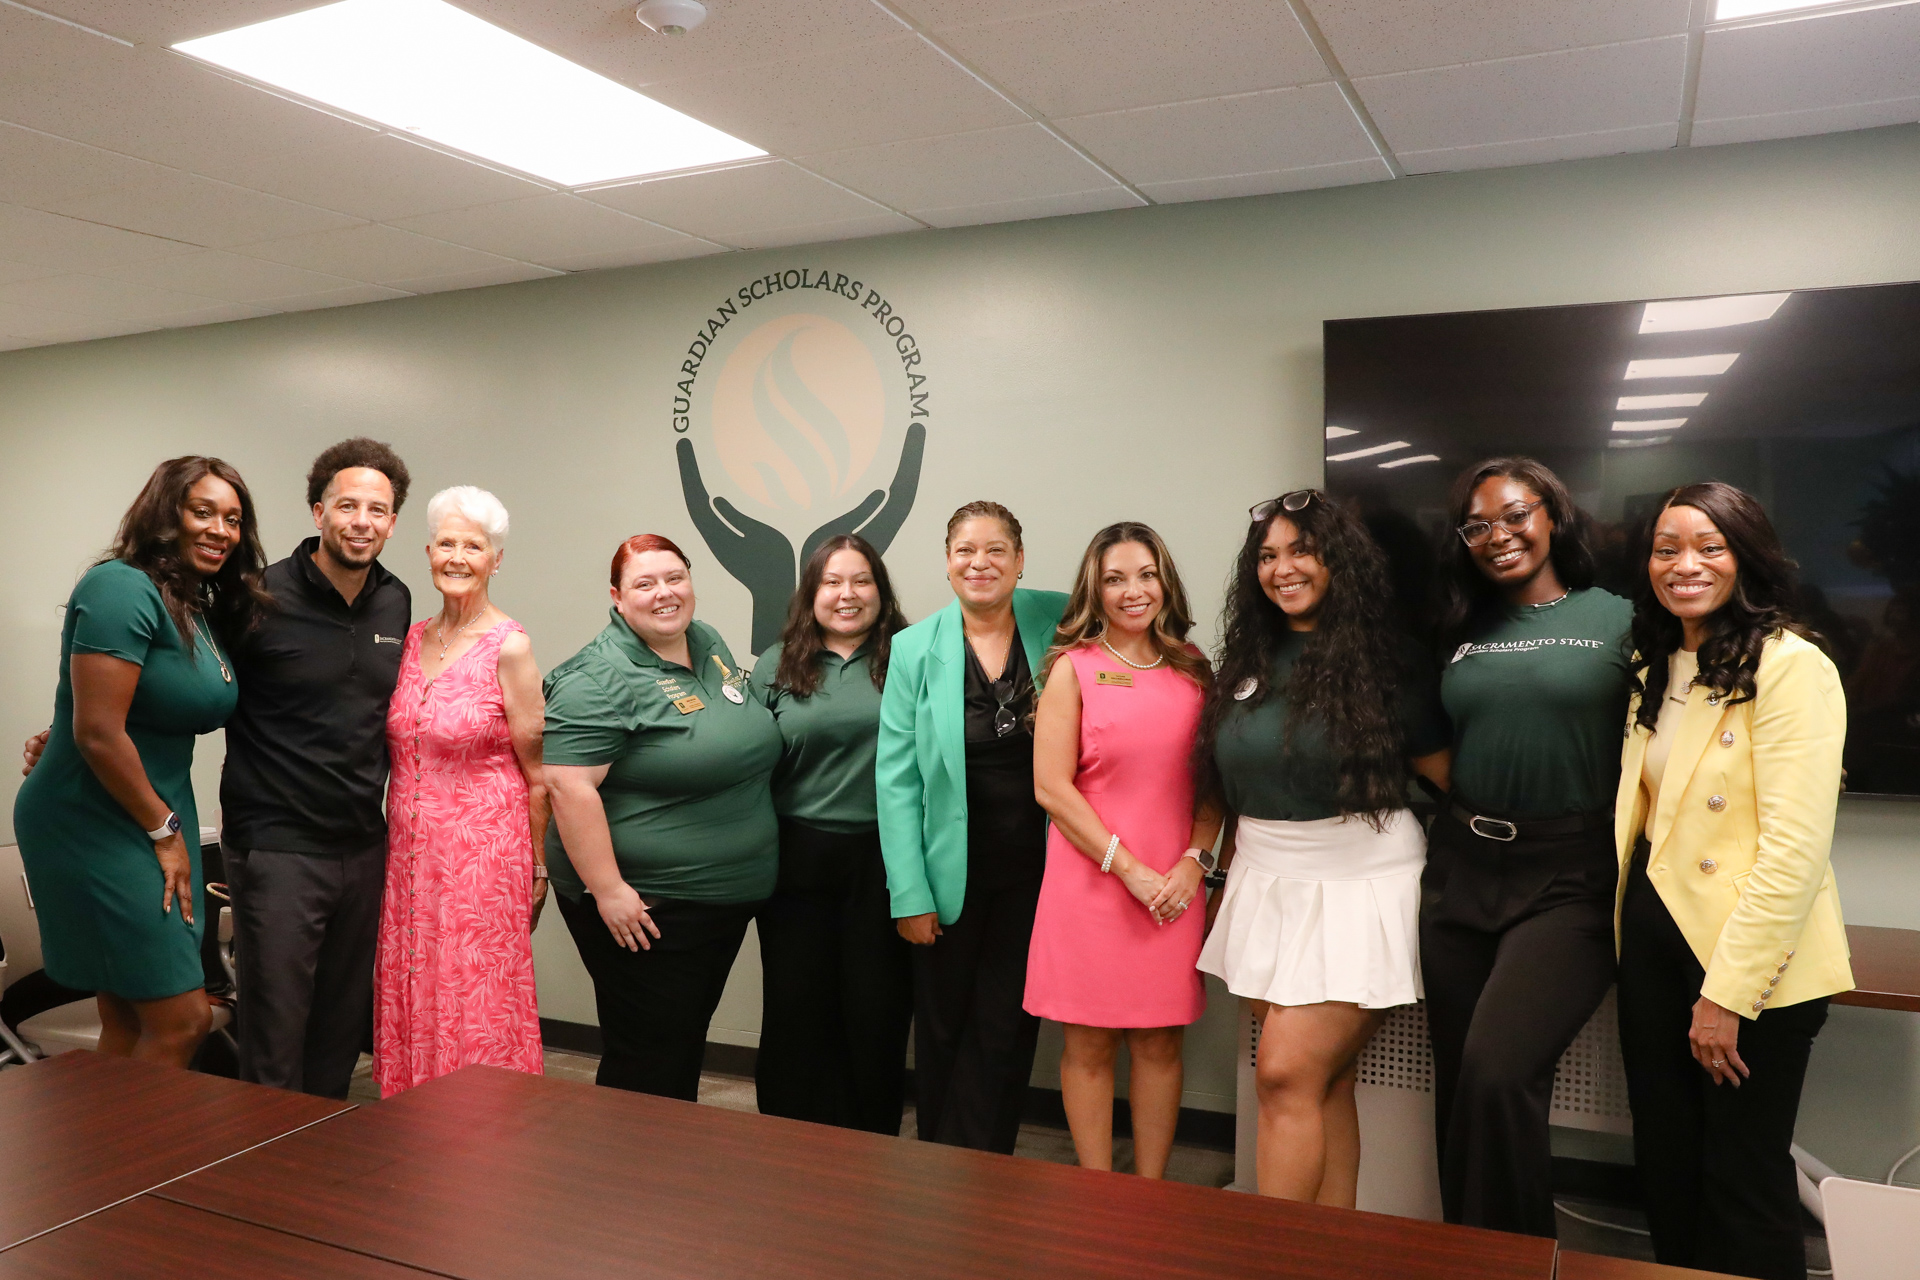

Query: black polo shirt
left=218, top=537, right=412, bottom=855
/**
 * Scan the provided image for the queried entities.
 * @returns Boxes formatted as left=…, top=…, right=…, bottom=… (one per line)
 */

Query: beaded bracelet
left=1101, top=834, right=1119, bottom=874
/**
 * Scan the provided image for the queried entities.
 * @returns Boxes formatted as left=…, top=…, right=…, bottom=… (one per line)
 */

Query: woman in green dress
left=14, top=456, right=270, bottom=1067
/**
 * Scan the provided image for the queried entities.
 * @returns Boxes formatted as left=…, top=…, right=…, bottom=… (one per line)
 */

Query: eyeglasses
left=990, top=676, right=1028, bottom=738
left=1456, top=500, right=1545, bottom=547
left=1250, top=490, right=1320, bottom=523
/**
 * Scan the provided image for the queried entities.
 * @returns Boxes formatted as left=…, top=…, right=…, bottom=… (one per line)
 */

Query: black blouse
left=961, top=627, right=1046, bottom=889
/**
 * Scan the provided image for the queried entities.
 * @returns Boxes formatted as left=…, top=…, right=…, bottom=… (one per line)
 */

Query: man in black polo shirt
left=220, top=438, right=412, bottom=1098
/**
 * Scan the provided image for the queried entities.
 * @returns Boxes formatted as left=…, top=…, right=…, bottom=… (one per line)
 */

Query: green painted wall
left=4, top=124, right=1917, bottom=1173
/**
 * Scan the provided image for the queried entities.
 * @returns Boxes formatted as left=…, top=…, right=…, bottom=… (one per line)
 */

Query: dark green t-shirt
left=1214, top=631, right=1448, bottom=822
left=749, top=639, right=883, bottom=834
left=1441, top=587, right=1634, bottom=819
left=542, top=613, right=781, bottom=904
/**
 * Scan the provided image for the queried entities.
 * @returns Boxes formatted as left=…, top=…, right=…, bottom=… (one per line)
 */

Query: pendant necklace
left=1528, top=588, right=1571, bottom=609
left=433, top=612, right=481, bottom=663
left=191, top=612, right=232, bottom=683
left=1100, top=635, right=1164, bottom=670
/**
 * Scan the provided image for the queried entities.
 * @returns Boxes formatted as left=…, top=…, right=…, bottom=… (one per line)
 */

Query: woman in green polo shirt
left=749, top=534, right=912, bottom=1135
left=543, top=533, right=782, bottom=1100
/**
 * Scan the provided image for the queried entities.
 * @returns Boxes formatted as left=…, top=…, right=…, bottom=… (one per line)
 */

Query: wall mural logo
left=672, top=270, right=927, bottom=652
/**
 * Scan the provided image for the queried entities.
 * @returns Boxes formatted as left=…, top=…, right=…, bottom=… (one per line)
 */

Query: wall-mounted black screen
left=1324, top=281, right=1920, bottom=797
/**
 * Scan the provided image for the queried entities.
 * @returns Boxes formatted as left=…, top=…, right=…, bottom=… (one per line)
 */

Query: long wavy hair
left=101, top=456, right=272, bottom=652
left=1041, top=522, right=1209, bottom=689
left=769, top=534, right=908, bottom=697
left=1198, top=492, right=1408, bottom=826
left=1630, top=482, right=1814, bottom=731
left=1439, top=456, right=1597, bottom=643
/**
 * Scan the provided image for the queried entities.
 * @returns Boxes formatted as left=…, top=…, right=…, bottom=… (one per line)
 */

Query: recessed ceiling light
left=1618, top=393, right=1708, bottom=409
left=1326, top=426, right=1359, bottom=439
left=1639, top=293, right=1789, bottom=333
left=1612, top=418, right=1690, bottom=432
left=1713, top=0, right=1853, bottom=20
left=1328, top=441, right=1409, bottom=462
left=175, top=0, right=764, bottom=187
left=1624, top=354, right=1739, bottom=379
left=1609, top=436, right=1672, bottom=449
left=1378, top=454, right=1440, bottom=469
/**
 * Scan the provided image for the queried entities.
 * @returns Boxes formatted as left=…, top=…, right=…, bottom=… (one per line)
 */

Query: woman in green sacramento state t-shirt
left=1420, top=458, right=1633, bottom=1240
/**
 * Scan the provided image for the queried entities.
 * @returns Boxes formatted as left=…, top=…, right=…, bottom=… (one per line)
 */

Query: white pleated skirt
left=1197, top=810, right=1425, bottom=1010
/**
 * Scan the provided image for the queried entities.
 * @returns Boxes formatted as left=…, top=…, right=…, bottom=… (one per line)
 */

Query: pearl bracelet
left=1101, top=834, right=1119, bottom=874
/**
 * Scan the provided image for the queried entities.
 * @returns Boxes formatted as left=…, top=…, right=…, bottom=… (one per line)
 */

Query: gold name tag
left=672, top=694, right=706, bottom=715
left=1094, top=670, right=1134, bottom=687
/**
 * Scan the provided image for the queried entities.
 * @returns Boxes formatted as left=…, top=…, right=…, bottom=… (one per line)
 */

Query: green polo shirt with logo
left=749, top=640, right=884, bottom=834
left=542, top=612, right=781, bottom=904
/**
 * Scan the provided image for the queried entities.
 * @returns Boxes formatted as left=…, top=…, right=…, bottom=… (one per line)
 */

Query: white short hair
left=426, top=485, right=509, bottom=549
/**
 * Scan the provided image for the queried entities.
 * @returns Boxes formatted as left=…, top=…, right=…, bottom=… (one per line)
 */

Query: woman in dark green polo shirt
left=544, top=533, right=781, bottom=1100
left=749, top=534, right=912, bottom=1134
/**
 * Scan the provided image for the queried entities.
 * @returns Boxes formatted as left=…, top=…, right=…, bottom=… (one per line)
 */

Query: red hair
left=610, top=534, right=691, bottom=587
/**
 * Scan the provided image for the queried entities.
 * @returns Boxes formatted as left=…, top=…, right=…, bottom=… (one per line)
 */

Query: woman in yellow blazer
left=1614, top=482, right=1851, bottom=1280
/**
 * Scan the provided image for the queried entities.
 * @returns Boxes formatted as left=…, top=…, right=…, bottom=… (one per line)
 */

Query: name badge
left=1094, top=670, right=1134, bottom=687
left=672, top=695, right=706, bottom=715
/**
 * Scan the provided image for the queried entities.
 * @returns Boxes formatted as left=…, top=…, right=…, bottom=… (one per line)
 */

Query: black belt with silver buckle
left=1447, top=799, right=1609, bottom=844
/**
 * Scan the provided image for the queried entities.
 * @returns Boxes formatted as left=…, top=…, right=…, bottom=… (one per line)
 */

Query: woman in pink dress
left=1026, top=521, right=1219, bottom=1177
left=375, top=485, right=549, bottom=1097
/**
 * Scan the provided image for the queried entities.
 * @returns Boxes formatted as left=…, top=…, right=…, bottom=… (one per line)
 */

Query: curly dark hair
left=769, top=535, right=908, bottom=697
left=102, top=456, right=273, bottom=652
left=1198, top=492, right=1409, bottom=826
left=305, top=437, right=411, bottom=511
left=1440, top=456, right=1596, bottom=643
left=1629, top=482, right=1814, bottom=731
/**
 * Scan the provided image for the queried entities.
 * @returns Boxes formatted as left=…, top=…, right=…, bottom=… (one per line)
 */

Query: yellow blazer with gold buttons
left=1614, top=630, right=1852, bottom=1020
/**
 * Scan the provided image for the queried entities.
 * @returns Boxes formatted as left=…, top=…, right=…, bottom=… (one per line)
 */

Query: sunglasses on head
left=1250, top=490, right=1321, bottom=523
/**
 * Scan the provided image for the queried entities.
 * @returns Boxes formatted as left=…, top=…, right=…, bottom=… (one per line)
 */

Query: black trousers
left=1419, top=811, right=1618, bottom=1237
left=755, top=822, right=913, bottom=1135
left=225, top=841, right=385, bottom=1100
left=911, top=874, right=1042, bottom=1154
left=557, top=890, right=757, bottom=1101
left=1618, top=845, right=1828, bottom=1280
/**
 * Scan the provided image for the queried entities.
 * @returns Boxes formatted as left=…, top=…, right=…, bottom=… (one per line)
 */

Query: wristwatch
left=1182, top=847, right=1217, bottom=873
left=531, top=865, right=549, bottom=881
left=146, top=811, right=181, bottom=842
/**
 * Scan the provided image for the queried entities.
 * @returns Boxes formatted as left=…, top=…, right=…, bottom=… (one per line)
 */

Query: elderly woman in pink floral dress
left=374, top=485, right=549, bottom=1097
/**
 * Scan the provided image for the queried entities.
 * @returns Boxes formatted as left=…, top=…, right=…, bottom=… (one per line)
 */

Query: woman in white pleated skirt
left=1196, top=490, right=1450, bottom=1204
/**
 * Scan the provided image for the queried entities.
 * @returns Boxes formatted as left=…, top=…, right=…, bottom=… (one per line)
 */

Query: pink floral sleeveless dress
left=374, top=620, right=542, bottom=1097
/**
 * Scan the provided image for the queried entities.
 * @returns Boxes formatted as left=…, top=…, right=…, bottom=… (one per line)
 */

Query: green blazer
left=876, top=589, right=1070, bottom=924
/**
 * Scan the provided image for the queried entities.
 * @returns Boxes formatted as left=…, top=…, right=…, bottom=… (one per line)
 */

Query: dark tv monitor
left=1323, top=281, right=1920, bottom=797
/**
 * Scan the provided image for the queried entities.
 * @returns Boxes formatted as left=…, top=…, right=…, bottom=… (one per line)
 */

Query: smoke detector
left=636, top=0, right=707, bottom=35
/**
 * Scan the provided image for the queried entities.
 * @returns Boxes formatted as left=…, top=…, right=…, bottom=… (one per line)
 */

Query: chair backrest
left=0, top=844, right=43, bottom=991
left=1822, top=1176, right=1920, bottom=1280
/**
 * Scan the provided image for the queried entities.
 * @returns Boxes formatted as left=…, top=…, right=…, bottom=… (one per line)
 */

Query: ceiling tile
left=267, top=283, right=415, bottom=313
left=1136, top=157, right=1392, bottom=203
left=202, top=133, right=554, bottom=223
left=1398, top=122, right=1677, bottom=174
left=233, top=224, right=530, bottom=286
left=1308, top=0, right=1691, bottom=78
left=29, top=1, right=322, bottom=45
left=1056, top=82, right=1376, bottom=186
left=0, top=122, right=163, bottom=208
left=155, top=300, right=278, bottom=328
left=0, top=301, right=95, bottom=340
left=932, top=0, right=1327, bottom=117
left=1695, top=3, right=1920, bottom=124
left=915, top=186, right=1146, bottom=229
left=1354, top=36, right=1687, bottom=155
left=804, top=124, right=1117, bottom=213
left=384, top=263, right=568, bottom=295
left=0, top=257, right=65, bottom=287
left=643, top=34, right=1026, bottom=155
left=585, top=161, right=904, bottom=244
left=0, top=273, right=221, bottom=320
left=389, top=195, right=701, bottom=267
left=730, top=213, right=924, bottom=250
left=0, top=334, right=53, bottom=351
left=106, top=250, right=363, bottom=303
left=35, top=168, right=362, bottom=250
left=0, top=202, right=195, bottom=272
left=534, top=241, right=730, bottom=273
left=1691, top=98, right=1920, bottom=148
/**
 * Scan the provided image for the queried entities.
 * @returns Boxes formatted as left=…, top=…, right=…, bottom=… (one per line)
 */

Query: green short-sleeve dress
left=12, top=560, right=237, bottom=1001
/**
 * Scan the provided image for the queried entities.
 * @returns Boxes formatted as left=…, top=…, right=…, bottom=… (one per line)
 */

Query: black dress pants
left=911, top=874, right=1042, bottom=1154
left=755, top=822, right=913, bottom=1135
left=225, top=841, right=385, bottom=1100
left=1419, top=812, right=1618, bottom=1237
left=1617, top=845, right=1828, bottom=1280
left=557, top=890, right=758, bottom=1101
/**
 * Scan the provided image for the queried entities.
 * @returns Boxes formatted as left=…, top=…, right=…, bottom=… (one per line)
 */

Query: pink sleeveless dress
left=374, top=620, right=543, bottom=1097
left=1023, top=644, right=1206, bottom=1028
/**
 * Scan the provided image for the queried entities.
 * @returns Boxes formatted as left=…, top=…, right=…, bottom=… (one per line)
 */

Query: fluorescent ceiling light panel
left=1378, top=454, right=1440, bottom=469
left=174, top=0, right=764, bottom=186
left=1326, top=426, right=1359, bottom=439
left=1612, top=418, right=1690, bottom=432
left=1619, top=393, right=1707, bottom=409
left=1328, top=441, right=1409, bottom=462
left=1625, top=354, right=1739, bottom=379
left=1639, top=292, right=1790, bottom=333
left=1609, top=436, right=1672, bottom=449
left=1713, top=0, right=1854, bottom=20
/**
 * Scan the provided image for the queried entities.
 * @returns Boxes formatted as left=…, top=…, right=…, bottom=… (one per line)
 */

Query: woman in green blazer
left=877, top=500, right=1068, bottom=1152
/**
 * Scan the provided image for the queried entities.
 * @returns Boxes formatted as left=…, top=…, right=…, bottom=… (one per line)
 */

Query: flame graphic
left=711, top=312, right=884, bottom=514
